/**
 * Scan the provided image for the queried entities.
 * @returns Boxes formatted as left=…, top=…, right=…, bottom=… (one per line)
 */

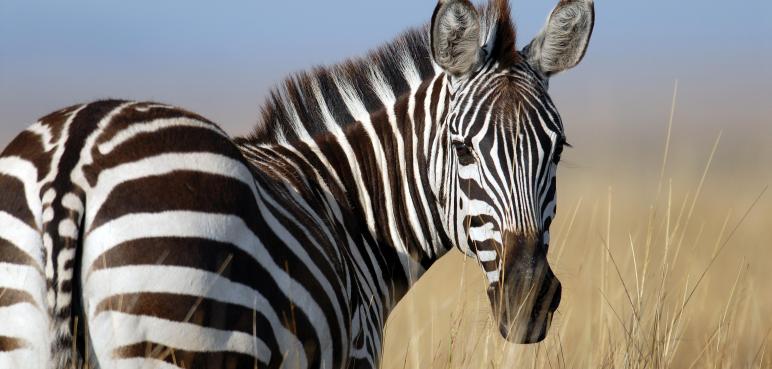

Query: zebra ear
left=431, top=0, right=483, bottom=77
left=523, top=0, right=594, bottom=78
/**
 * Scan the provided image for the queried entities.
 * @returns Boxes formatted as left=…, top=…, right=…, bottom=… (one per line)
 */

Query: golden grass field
left=382, top=89, right=772, bottom=369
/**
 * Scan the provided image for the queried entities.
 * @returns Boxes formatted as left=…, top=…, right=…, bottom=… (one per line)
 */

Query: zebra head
left=430, top=0, right=594, bottom=343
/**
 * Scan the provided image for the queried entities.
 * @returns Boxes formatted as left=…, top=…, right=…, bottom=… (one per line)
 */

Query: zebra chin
left=486, top=259, right=562, bottom=344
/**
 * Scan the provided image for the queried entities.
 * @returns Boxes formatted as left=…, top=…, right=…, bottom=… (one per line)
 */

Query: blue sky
left=1, top=0, right=771, bottom=142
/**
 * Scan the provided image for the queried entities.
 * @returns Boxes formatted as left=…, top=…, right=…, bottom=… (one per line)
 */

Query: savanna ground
left=382, top=85, right=772, bottom=369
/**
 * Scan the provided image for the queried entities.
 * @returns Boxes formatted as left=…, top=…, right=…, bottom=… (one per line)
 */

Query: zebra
left=0, top=0, right=594, bottom=368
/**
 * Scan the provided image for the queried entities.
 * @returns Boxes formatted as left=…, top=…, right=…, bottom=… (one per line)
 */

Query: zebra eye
left=453, top=141, right=475, bottom=165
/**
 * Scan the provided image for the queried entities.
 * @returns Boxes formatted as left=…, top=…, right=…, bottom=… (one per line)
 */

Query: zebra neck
left=331, top=74, right=456, bottom=291
left=241, top=74, right=455, bottom=302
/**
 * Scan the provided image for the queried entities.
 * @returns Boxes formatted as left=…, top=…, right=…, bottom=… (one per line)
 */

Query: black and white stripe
left=0, top=0, right=594, bottom=368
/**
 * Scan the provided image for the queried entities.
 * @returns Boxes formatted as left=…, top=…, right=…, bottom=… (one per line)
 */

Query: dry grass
left=382, top=84, right=772, bottom=369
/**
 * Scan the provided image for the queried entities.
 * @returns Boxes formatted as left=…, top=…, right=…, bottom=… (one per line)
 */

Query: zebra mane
left=242, top=1, right=515, bottom=144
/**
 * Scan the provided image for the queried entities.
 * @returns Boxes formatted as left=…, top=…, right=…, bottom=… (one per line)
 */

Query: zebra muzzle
left=487, top=260, right=562, bottom=344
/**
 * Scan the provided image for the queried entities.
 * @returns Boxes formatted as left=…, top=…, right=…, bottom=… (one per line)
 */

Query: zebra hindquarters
left=82, top=234, right=267, bottom=369
left=77, top=168, right=319, bottom=369
left=0, top=130, right=53, bottom=367
left=75, top=129, right=286, bottom=367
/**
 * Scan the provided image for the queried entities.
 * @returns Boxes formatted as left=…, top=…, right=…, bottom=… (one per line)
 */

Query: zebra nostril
left=549, top=283, right=562, bottom=312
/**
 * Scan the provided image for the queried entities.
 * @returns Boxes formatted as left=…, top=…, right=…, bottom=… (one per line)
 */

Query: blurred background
left=2, top=0, right=771, bottom=367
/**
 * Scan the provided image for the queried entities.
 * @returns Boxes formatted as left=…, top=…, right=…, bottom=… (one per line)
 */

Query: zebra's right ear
left=431, top=0, right=483, bottom=78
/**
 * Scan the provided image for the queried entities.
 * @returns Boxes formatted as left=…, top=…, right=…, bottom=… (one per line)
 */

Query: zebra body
left=0, top=0, right=594, bottom=368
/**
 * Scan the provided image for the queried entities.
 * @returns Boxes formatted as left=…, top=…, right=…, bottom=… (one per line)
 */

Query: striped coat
left=1, top=100, right=410, bottom=368
left=0, top=0, right=594, bottom=368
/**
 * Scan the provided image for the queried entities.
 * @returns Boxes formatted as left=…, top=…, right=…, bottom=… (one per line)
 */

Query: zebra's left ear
left=522, top=0, right=595, bottom=78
